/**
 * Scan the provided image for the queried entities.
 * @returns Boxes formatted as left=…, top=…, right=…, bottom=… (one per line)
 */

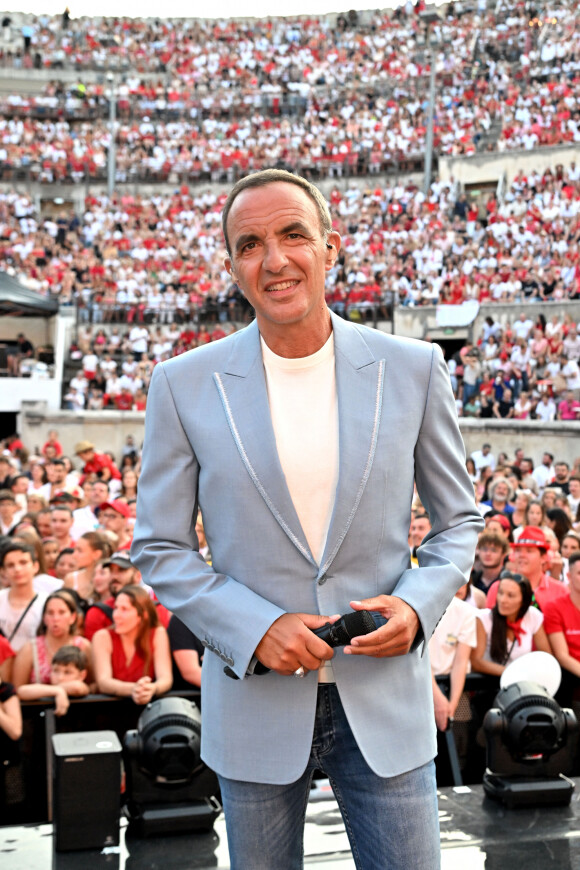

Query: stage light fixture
left=123, top=696, right=221, bottom=836
left=483, top=679, right=578, bottom=808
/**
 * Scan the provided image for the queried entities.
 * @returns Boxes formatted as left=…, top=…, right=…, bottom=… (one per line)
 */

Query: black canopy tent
left=0, top=271, right=59, bottom=317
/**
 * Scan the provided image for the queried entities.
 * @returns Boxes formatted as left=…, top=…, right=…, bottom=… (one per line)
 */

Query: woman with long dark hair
left=546, top=508, right=572, bottom=548
left=12, top=590, right=92, bottom=690
left=471, top=572, right=551, bottom=676
left=92, top=585, right=172, bottom=704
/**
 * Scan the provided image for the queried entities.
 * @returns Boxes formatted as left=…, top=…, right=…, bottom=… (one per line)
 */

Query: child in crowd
left=16, top=646, right=89, bottom=717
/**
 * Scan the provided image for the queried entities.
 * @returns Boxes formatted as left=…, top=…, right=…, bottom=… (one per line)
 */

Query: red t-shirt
left=110, top=627, right=155, bottom=682
left=543, top=594, right=580, bottom=661
left=84, top=597, right=115, bottom=641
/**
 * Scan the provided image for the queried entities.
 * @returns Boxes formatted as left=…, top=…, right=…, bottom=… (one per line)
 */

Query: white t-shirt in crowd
left=0, top=588, right=48, bottom=652
left=429, top=596, right=477, bottom=676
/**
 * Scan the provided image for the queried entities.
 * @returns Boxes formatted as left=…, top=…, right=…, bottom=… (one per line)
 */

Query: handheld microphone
left=223, top=610, right=387, bottom=679
left=311, top=610, right=387, bottom=647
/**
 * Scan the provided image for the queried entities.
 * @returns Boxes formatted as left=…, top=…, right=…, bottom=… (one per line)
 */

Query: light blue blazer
left=132, top=312, right=483, bottom=783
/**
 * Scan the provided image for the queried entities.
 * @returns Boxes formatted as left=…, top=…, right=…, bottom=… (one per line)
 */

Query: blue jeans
left=218, top=684, right=440, bottom=870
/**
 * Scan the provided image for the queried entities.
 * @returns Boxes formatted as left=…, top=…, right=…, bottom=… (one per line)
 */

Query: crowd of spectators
left=2, top=157, right=580, bottom=408
left=0, top=1, right=579, bottom=183
left=451, top=308, right=580, bottom=419
left=2, top=160, right=580, bottom=311
left=3, top=0, right=580, bottom=830
left=1, top=427, right=580, bottom=803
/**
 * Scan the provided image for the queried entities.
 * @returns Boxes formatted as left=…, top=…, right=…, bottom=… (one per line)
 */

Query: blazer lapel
left=318, top=313, right=385, bottom=577
left=213, top=321, right=316, bottom=566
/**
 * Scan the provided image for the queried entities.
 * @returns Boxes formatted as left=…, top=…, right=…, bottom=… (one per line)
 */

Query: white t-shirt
left=471, top=449, right=496, bottom=472
left=0, top=588, right=47, bottom=652
left=129, top=326, right=149, bottom=353
left=261, top=333, right=338, bottom=566
left=476, top=607, right=543, bottom=665
left=262, top=333, right=339, bottom=684
left=429, top=596, right=477, bottom=676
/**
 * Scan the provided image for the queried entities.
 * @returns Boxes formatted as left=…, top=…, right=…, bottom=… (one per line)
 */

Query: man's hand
left=343, top=595, right=420, bottom=658
left=255, top=613, right=338, bottom=676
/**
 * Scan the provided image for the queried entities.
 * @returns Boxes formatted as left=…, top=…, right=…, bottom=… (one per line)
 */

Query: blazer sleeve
left=390, top=344, right=484, bottom=649
left=131, top=363, right=285, bottom=679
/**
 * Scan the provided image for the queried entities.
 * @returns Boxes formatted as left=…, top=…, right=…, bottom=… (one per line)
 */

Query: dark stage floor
left=3, top=779, right=580, bottom=869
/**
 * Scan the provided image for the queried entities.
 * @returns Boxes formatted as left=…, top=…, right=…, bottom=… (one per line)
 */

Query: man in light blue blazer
left=132, top=170, right=483, bottom=870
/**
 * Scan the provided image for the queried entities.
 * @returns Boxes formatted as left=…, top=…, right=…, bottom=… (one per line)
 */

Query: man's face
left=569, top=480, right=580, bottom=498
left=409, top=517, right=431, bottom=548
left=90, top=482, right=109, bottom=507
left=0, top=499, right=17, bottom=523
left=520, top=460, right=532, bottom=475
left=2, top=550, right=38, bottom=587
left=515, top=449, right=524, bottom=462
left=513, top=545, right=546, bottom=581
left=478, top=542, right=505, bottom=570
left=99, top=507, right=126, bottom=535
left=109, top=564, right=137, bottom=596
left=50, top=509, right=73, bottom=539
left=224, top=182, right=340, bottom=346
left=36, top=511, right=53, bottom=538
left=492, top=481, right=509, bottom=501
left=78, top=448, right=95, bottom=464
left=47, top=463, right=67, bottom=485
left=12, top=477, right=28, bottom=495
left=543, top=453, right=552, bottom=467
left=555, top=464, right=569, bottom=482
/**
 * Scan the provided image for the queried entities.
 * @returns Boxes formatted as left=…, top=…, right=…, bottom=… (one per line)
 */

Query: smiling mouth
left=265, top=280, right=299, bottom=292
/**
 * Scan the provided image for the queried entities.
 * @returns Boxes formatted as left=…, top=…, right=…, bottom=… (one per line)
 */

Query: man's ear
left=324, top=232, right=341, bottom=270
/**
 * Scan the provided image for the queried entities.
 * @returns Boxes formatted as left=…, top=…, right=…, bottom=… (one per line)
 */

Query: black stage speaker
left=52, top=730, right=122, bottom=851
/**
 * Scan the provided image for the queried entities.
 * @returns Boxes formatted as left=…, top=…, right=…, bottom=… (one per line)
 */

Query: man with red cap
left=486, top=526, right=568, bottom=612
left=97, top=499, right=133, bottom=550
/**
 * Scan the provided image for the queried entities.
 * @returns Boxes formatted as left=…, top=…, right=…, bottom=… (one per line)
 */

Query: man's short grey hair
left=221, top=169, right=333, bottom=257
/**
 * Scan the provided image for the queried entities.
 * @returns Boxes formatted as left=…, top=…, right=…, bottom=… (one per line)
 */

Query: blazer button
left=318, top=574, right=327, bottom=586
left=226, top=656, right=234, bottom=666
